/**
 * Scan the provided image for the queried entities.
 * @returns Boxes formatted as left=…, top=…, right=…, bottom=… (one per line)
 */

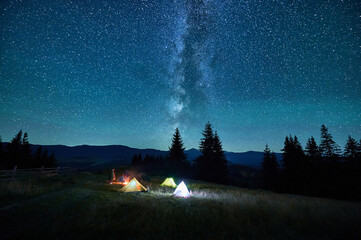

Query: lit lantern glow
left=173, top=181, right=191, bottom=198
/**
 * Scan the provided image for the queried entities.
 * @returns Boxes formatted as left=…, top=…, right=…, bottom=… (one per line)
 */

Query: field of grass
left=1, top=172, right=360, bottom=240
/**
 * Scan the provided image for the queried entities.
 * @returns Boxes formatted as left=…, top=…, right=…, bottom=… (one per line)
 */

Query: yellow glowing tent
left=120, top=178, right=147, bottom=192
left=160, top=178, right=177, bottom=188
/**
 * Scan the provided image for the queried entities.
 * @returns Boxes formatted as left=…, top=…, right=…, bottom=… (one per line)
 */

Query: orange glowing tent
left=120, top=178, right=147, bottom=192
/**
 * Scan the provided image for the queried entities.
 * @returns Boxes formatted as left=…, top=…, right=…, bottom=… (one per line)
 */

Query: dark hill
left=2, top=143, right=282, bottom=169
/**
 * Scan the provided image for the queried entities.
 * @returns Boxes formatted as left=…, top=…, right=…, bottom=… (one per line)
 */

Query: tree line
left=0, top=130, right=57, bottom=169
left=131, top=122, right=228, bottom=184
left=262, top=124, right=361, bottom=200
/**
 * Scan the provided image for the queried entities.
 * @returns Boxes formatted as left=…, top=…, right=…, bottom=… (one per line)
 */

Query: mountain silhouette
left=2, top=143, right=282, bottom=170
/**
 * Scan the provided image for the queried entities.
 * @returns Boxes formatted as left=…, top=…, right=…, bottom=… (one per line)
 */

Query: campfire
left=110, top=176, right=130, bottom=185
left=109, top=169, right=130, bottom=185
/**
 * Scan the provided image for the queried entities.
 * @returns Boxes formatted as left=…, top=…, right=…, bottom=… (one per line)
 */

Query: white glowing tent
left=173, top=181, right=191, bottom=198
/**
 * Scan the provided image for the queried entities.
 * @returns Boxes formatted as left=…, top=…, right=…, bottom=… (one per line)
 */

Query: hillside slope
left=0, top=173, right=360, bottom=240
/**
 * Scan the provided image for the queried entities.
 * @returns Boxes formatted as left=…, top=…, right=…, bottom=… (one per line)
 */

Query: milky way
left=0, top=0, right=360, bottom=152
left=167, top=0, right=217, bottom=129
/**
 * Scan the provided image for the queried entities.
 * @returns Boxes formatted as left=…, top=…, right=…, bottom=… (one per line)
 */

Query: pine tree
left=343, top=136, right=361, bottom=200
left=262, top=145, right=279, bottom=190
left=0, top=135, right=3, bottom=154
left=194, top=122, right=215, bottom=181
left=305, top=136, right=320, bottom=162
left=213, top=131, right=228, bottom=183
left=12, top=130, right=22, bottom=144
left=21, top=132, right=32, bottom=168
left=0, top=135, right=3, bottom=158
left=358, top=140, right=361, bottom=165
left=194, top=122, right=228, bottom=183
left=319, top=124, right=340, bottom=159
left=357, top=140, right=361, bottom=173
left=271, top=152, right=278, bottom=168
left=0, top=135, right=4, bottom=169
left=281, top=135, right=306, bottom=193
left=282, top=136, right=301, bottom=172
left=263, top=145, right=271, bottom=161
left=167, top=128, right=188, bottom=176
left=318, top=125, right=343, bottom=197
left=344, top=135, right=358, bottom=165
left=305, top=136, right=322, bottom=194
left=168, top=128, right=187, bottom=165
left=22, top=132, right=29, bottom=145
left=293, top=136, right=304, bottom=156
left=199, top=122, right=214, bottom=157
left=262, top=145, right=272, bottom=188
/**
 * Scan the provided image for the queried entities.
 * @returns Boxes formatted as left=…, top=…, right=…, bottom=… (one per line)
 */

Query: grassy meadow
left=0, top=172, right=360, bottom=240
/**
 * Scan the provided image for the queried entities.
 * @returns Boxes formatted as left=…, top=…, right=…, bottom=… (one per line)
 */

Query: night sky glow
left=0, top=0, right=360, bottom=152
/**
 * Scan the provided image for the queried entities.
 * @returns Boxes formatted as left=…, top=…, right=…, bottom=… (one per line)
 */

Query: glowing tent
left=120, top=178, right=147, bottom=192
left=173, top=181, right=191, bottom=198
left=160, top=178, right=177, bottom=188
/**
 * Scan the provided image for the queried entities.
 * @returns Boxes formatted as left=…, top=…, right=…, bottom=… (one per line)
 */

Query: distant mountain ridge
left=2, top=143, right=282, bottom=169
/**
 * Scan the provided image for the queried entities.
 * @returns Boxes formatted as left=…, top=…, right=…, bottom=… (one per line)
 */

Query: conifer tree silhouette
left=213, top=131, right=228, bottom=183
left=195, top=122, right=228, bottom=183
left=21, top=132, right=32, bottom=168
left=305, top=136, right=320, bottom=164
left=281, top=135, right=306, bottom=193
left=319, top=124, right=340, bottom=160
left=262, top=145, right=279, bottom=190
left=168, top=128, right=187, bottom=165
left=194, top=122, right=214, bottom=181
left=167, top=128, right=187, bottom=176
left=344, top=135, right=358, bottom=166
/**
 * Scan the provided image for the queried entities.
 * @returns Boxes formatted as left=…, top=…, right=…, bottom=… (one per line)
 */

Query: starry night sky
left=0, top=0, right=360, bottom=152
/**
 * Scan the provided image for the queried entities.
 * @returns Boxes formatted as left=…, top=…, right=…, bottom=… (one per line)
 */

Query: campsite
left=1, top=0, right=361, bottom=239
left=1, top=171, right=361, bottom=240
